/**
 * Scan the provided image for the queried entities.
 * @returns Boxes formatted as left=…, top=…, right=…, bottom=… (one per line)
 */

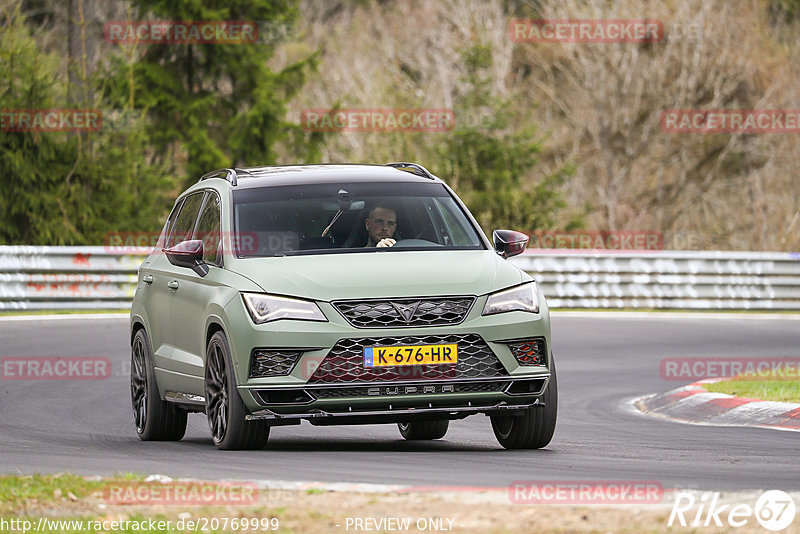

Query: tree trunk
left=67, top=0, right=97, bottom=109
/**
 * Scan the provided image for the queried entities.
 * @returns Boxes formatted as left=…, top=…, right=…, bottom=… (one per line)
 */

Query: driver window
left=194, top=193, right=222, bottom=265
left=166, top=192, right=205, bottom=248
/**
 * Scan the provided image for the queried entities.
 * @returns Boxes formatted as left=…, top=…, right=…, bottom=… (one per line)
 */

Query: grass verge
left=1, top=472, right=769, bottom=534
left=703, top=369, right=800, bottom=402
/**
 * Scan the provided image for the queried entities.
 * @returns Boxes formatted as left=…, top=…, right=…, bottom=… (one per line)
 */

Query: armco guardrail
left=0, top=246, right=144, bottom=310
left=511, top=250, right=800, bottom=310
left=0, top=247, right=798, bottom=311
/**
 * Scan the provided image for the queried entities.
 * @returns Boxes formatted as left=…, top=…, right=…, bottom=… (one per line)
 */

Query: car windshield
left=232, top=181, right=485, bottom=256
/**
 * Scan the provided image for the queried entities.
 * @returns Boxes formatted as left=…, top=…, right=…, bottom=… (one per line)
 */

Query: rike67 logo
left=669, top=490, right=796, bottom=531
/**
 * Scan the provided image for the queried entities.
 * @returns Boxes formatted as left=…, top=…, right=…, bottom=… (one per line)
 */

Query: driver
left=365, top=204, right=397, bottom=247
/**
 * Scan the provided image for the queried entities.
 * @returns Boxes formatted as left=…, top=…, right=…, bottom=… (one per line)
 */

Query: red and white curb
left=633, top=379, right=800, bottom=432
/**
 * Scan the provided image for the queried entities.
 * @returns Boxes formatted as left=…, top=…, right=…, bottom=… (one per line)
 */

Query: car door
left=167, top=191, right=224, bottom=396
left=148, top=191, right=206, bottom=391
left=137, top=198, right=184, bottom=370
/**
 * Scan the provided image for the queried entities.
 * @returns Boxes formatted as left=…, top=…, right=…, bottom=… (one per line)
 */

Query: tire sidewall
left=206, top=332, right=235, bottom=447
left=491, top=354, right=558, bottom=449
left=132, top=328, right=170, bottom=439
left=205, top=331, right=268, bottom=450
left=130, top=330, right=149, bottom=436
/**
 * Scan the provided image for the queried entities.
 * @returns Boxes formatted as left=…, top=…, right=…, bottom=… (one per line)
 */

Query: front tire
left=398, top=420, right=449, bottom=440
left=130, top=328, right=187, bottom=441
left=205, top=331, right=269, bottom=450
left=491, top=356, right=558, bottom=449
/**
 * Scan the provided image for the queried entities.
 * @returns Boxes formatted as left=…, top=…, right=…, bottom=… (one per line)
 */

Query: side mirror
left=492, top=229, right=529, bottom=258
left=164, top=239, right=210, bottom=277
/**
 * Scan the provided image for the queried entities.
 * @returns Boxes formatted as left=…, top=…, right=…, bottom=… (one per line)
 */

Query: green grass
left=704, top=369, right=800, bottom=402
left=704, top=380, right=800, bottom=402
left=0, top=473, right=105, bottom=514
left=0, top=473, right=287, bottom=533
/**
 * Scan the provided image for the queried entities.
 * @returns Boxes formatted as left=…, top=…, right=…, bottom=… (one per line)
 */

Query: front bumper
left=246, top=398, right=548, bottom=424
left=246, top=374, right=549, bottom=423
left=223, top=293, right=553, bottom=417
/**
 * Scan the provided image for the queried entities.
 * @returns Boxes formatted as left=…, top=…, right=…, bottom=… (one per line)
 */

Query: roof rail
left=198, top=168, right=254, bottom=187
left=384, top=162, right=435, bottom=180
left=199, top=168, right=237, bottom=186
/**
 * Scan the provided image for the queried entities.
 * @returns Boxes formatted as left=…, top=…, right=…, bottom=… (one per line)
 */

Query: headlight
left=242, top=292, right=327, bottom=324
left=482, top=282, right=540, bottom=316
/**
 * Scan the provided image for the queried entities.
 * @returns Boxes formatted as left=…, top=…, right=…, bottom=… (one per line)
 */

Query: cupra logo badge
left=392, top=301, right=420, bottom=323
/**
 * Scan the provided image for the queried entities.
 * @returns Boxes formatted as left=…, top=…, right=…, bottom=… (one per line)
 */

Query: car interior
left=235, top=194, right=476, bottom=256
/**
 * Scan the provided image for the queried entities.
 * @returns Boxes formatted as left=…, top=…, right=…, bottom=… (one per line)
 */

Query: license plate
left=364, top=344, right=458, bottom=367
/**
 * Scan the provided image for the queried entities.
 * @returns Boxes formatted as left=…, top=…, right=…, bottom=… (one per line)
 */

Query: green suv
left=129, top=163, right=557, bottom=450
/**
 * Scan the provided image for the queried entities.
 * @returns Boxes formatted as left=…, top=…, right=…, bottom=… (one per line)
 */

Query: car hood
left=231, top=250, right=527, bottom=301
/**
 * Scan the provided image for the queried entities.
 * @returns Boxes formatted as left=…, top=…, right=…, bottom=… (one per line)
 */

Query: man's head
left=365, top=205, right=397, bottom=246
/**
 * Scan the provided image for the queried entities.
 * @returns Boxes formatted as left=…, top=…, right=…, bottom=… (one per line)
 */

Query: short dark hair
left=367, top=202, right=397, bottom=218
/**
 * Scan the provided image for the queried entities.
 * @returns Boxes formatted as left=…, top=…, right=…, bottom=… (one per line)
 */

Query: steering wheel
left=391, top=239, right=442, bottom=248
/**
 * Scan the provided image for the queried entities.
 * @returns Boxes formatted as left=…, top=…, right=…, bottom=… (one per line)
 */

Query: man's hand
left=376, top=238, right=396, bottom=248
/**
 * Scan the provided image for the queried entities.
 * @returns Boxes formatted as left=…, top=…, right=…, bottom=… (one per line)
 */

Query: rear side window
left=194, top=193, right=222, bottom=265
left=167, top=192, right=205, bottom=248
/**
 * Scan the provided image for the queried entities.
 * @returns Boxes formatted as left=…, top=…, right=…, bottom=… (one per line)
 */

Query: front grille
left=249, top=349, right=303, bottom=378
left=332, top=296, right=475, bottom=328
left=312, top=381, right=508, bottom=398
left=308, top=334, right=507, bottom=383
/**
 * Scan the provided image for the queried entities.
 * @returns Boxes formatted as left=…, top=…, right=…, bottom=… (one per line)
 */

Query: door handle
left=167, top=280, right=179, bottom=290
left=142, top=274, right=153, bottom=285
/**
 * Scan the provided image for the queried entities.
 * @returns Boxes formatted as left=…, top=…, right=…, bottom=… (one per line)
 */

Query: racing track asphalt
left=0, top=313, right=798, bottom=491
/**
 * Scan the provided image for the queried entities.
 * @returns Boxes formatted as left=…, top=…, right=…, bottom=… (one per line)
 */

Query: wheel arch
left=130, top=314, right=147, bottom=345
left=205, top=315, right=227, bottom=351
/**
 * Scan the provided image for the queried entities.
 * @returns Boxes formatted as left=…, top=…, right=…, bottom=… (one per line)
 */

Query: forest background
left=2, top=0, right=799, bottom=251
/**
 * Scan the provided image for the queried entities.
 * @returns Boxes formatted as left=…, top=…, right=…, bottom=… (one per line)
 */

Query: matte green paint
left=130, top=169, right=553, bottom=419
left=228, top=250, right=527, bottom=301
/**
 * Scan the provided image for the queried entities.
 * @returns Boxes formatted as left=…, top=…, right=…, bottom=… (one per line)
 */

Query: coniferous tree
left=125, top=0, right=319, bottom=187
left=0, top=4, right=174, bottom=244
